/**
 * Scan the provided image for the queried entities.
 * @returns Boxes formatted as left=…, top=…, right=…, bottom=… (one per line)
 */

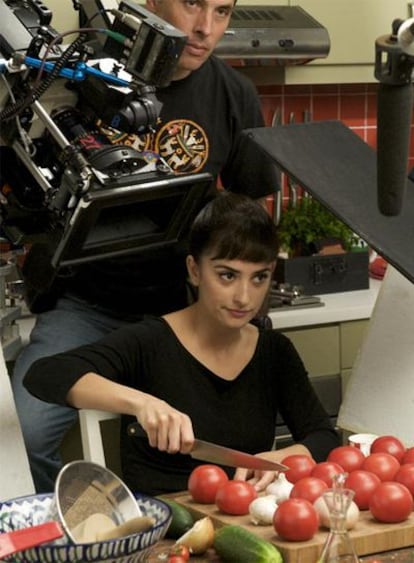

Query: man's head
left=146, top=0, right=235, bottom=80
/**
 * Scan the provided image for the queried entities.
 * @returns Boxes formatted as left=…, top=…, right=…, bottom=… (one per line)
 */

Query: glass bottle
left=318, top=474, right=360, bottom=563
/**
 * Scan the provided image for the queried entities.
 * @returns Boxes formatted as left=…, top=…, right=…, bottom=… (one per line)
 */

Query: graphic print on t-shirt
left=96, top=118, right=209, bottom=174
left=154, top=119, right=209, bottom=174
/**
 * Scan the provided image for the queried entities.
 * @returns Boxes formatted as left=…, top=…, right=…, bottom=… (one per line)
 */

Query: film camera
left=0, top=0, right=213, bottom=311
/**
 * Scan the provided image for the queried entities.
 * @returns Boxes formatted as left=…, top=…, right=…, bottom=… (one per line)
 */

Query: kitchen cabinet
left=275, top=319, right=369, bottom=447
left=281, top=325, right=340, bottom=378
left=236, top=0, right=411, bottom=84
left=281, top=319, right=369, bottom=389
left=340, top=318, right=370, bottom=391
left=270, top=281, right=379, bottom=447
left=286, top=0, right=410, bottom=84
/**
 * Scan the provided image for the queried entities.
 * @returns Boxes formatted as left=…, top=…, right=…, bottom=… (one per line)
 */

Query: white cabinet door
left=292, top=0, right=410, bottom=66
left=266, top=0, right=413, bottom=83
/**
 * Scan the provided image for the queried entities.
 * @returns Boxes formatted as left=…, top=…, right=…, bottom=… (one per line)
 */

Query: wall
left=257, top=82, right=405, bottom=207
left=46, top=0, right=79, bottom=35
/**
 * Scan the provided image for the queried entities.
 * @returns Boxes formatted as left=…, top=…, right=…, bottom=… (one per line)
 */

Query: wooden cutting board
left=171, top=492, right=414, bottom=563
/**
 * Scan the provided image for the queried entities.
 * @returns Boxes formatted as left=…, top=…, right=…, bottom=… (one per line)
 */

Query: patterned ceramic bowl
left=0, top=492, right=172, bottom=562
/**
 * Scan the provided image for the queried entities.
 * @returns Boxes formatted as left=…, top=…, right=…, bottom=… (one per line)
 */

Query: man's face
left=146, top=0, right=235, bottom=80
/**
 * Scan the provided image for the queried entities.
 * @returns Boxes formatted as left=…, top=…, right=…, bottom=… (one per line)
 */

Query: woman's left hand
left=233, top=466, right=278, bottom=492
left=233, top=450, right=284, bottom=491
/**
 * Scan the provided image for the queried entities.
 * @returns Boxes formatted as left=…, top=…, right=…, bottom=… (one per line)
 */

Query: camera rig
left=0, top=0, right=213, bottom=300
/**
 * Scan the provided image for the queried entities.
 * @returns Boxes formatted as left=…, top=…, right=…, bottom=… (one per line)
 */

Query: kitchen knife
left=127, top=422, right=288, bottom=472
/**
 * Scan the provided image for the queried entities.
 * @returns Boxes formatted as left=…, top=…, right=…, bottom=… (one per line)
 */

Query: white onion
left=265, top=473, right=294, bottom=502
left=313, top=495, right=360, bottom=530
left=175, top=516, right=215, bottom=554
left=249, top=495, right=279, bottom=525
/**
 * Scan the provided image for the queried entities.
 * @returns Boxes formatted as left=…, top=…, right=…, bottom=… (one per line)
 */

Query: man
left=12, top=0, right=279, bottom=492
left=148, top=0, right=235, bottom=80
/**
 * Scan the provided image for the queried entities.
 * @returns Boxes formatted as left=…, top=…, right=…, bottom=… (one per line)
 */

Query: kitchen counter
left=269, top=278, right=381, bottom=330
left=7, top=279, right=381, bottom=360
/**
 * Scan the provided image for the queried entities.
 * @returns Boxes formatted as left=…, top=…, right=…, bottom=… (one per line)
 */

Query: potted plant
left=274, top=196, right=368, bottom=294
left=277, top=196, right=360, bottom=257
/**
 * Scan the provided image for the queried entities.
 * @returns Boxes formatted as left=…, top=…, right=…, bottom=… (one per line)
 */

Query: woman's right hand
left=136, top=395, right=195, bottom=455
left=66, top=372, right=195, bottom=455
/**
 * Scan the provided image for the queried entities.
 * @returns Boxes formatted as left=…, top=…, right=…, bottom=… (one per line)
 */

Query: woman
left=24, top=193, right=339, bottom=495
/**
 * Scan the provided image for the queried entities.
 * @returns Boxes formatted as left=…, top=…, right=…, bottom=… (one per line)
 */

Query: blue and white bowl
left=0, top=493, right=172, bottom=562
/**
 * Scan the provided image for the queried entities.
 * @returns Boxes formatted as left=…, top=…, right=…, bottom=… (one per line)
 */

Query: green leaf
left=278, top=197, right=359, bottom=256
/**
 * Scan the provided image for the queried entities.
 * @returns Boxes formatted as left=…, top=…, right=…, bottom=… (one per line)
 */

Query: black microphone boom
left=377, top=82, right=413, bottom=216
left=375, top=22, right=414, bottom=216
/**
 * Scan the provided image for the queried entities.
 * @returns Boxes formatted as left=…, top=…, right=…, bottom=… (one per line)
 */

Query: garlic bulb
left=249, top=495, right=279, bottom=525
left=265, top=473, right=294, bottom=502
left=314, top=495, right=360, bottom=530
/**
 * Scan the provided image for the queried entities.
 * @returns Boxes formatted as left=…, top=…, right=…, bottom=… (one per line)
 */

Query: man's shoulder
left=203, top=56, right=257, bottom=94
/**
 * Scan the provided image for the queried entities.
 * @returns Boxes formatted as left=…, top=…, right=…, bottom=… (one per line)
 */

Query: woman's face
left=187, top=253, right=275, bottom=328
left=146, top=0, right=235, bottom=80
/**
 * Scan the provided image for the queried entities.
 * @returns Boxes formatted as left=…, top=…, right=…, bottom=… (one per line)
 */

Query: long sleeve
left=23, top=322, right=149, bottom=406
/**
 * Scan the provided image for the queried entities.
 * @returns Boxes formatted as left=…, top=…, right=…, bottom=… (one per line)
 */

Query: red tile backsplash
left=258, top=83, right=414, bottom=203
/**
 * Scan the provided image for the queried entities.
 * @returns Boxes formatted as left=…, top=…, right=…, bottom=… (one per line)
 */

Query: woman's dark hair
left=189, top=192, right=279, bottom=263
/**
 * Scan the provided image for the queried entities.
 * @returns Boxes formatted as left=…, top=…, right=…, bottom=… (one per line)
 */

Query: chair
left=0, top=346, right=35, bottom=500
left=78, top=409, right=120, bottom=468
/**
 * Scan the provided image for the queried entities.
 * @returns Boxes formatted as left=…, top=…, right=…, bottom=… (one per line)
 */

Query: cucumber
left=214, top=525, right=284, bottom=563
left=162, top=499, right=195, bottom=539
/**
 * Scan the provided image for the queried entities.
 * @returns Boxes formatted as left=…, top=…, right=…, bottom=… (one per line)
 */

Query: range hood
left=214, top=5, right=330, bottom=64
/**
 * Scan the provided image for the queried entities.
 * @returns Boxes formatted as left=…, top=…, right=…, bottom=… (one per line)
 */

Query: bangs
left=189, top=193, right=279, bottom=263
left=209, top=227, right=278, bottom=264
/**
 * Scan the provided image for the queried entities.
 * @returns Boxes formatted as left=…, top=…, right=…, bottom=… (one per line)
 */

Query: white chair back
left=79, top=409, right=120, bottom=467
left=0, top=346, right=35, bottom=500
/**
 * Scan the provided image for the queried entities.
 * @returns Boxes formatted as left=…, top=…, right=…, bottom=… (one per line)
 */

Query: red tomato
left=274, top=498, right=319, bottom=541
left=369, top=481, right=413, bottom=523
left=188, top=464, right=229, bottom=504
left=168, top=545, right=190, bottom=561
left=402, top=447, right=414, bottom=465
left=281, top=454, right=316, bottom=484
left=370, top=435, right=406, bottom=462
left=168, top=557, right=188, bottom=563
left=311, top=461, right=345, bottom=487
left=344, top=470, right=381, bottom=509
left=362, top=452, right=400, bottom=482
left=327, top=446, right=365, bottom=473
left=290, top=476, right=329, bottom=504
left=394, top=463, right=414, bottom=497
left=215, top=480, right=258, bottom=515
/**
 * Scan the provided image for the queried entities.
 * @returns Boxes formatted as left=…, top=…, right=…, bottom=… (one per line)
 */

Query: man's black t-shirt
left=65, top=57, right=279, bottom=317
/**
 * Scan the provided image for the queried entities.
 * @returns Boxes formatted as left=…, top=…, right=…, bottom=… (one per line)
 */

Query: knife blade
left=127, top=422, right=288, bottom=472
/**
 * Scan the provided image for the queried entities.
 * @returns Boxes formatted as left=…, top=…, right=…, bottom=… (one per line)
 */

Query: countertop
left=9, top=279, right=381, bottom=355
left=269, top=278, right=382, bottom=331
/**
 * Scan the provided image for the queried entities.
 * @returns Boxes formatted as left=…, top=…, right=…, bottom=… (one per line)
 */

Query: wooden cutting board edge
left=170, top=492, right=414, bottom=563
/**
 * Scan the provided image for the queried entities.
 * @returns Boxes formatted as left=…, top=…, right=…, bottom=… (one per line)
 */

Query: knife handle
left=127, top=422, right=147, bottom=438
